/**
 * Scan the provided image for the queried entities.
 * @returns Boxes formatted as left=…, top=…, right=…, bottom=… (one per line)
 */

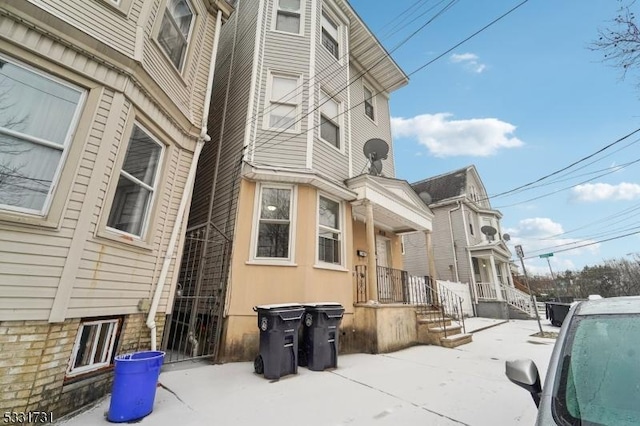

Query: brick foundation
left=0, top=313, right=166, bottom=424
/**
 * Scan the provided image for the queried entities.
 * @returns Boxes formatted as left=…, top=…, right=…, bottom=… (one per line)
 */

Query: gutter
left=448, top=201, right=461, bottom=283
left=146, top=10, right=223, bottom=351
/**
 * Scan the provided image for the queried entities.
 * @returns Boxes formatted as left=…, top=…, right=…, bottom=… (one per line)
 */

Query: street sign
left=539, top=253, right=554, bottom=258
left=515, top=244, right=524, bottom=258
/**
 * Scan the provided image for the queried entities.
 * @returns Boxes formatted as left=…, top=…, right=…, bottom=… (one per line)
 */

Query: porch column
left=425, top=230, right=436, bottom=280
left=489, top=255, right=503, bottom=301
left=365, top=201, right=378, bottom=302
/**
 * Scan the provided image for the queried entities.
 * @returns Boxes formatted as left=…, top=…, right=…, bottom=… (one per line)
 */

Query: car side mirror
left=505, top=359, right=542, bottom=407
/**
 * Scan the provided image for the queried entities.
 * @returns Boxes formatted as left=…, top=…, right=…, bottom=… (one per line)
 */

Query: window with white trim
left=321, top=11, right=339, bottom=59
left=275, top=0, right=302, bottom=34
left=256, top=185, right=293, bottom=259
left=107, top=124, right=164, bottom=237
left=363, top=85, right=375, bottom=120
left=0, top=56, right=85, bottom=215
left=319, top=90, right=340, bottom=148
left=318, top=195, right=342, bottom=264
left=67, top=318, right=120, bottom=377
left=158, top=0, right=195, bottom=71
left=266, top=73, right=301, bottom=132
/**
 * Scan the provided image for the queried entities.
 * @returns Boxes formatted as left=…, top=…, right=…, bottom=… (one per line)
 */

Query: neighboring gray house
left=403, top=166, right=534, bottom=318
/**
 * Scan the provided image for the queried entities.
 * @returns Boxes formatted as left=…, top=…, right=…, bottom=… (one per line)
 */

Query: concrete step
left=440, top=333, right=473, bottom=348
left=417, top=323, right=462, bottom=345
left=417, top=317, right=452, bottom=328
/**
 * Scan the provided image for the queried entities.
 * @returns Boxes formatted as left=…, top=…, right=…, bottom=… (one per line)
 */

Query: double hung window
left=107, top=124, right=163, bottom=238
left=267, top=73, right=300, bottom=131
left=321, top=12, right=339, bottom=59
left=256, top=186, right=293, bottom=259
left=0, top=57, right=84, bottom=215
left=158, top=0, right=195, bottom=71
left=319, top=90, right=340, bottom=148
left=318, top=195, right=341, bottom=264
left=275, top=0, right=302, bottom=34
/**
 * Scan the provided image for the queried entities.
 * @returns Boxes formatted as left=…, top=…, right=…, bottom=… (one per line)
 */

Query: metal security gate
left=162, top=223, right=231, bottom=363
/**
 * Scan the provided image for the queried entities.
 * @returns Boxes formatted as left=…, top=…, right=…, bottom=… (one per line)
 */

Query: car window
left=553, top=314, right=640, bottom=426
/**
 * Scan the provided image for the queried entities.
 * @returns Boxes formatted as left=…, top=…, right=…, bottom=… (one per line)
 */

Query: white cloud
left=572, top=182, right=640, bottom=202
left=505, top=217, right=599, bottom=275
left=391, top=113, right=524, bottom=157
left=450, top=52, right=487, bottom=73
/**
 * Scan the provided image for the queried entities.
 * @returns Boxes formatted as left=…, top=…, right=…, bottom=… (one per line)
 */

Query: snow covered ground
left=58, top=319, right=558, bottom=426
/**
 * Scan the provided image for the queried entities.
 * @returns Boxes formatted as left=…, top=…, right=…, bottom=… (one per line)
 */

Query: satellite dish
left=363, top=138, right=389, bottom=176
left=419, top=191, right=432, bottom=205
left=503, top=233, right=511, bottom=241
left=370, top=159, right=383, bottom=176
left=481, top=226, right=497, bottom=237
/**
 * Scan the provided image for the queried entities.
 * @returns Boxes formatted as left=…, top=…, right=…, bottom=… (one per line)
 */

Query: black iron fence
left=354, top=266, right=465, bottom=335
left=377, top=266, right=409, bottom=303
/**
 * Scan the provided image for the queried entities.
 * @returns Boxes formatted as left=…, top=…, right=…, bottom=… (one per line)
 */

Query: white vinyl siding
left=349, top=67, right=395, bottom=178
left=0, top=55, right=85, bottom=215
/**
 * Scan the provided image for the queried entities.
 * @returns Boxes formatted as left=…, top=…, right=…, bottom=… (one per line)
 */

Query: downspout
left=461, top=203, right=477, bottom=316
left=448, top=201, right=461, bottom=283
left=147, top=10, right=223, bottom=351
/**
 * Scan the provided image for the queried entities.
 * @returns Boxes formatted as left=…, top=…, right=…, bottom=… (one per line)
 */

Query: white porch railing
left=501, top=284, right=535, bottom=315
left=474, top=282, right=536, bottom=317
left=475, top=282, right=497, bottom=300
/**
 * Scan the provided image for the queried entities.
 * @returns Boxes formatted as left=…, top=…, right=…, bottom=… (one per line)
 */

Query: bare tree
left=591, top=1, right=640, bottom=87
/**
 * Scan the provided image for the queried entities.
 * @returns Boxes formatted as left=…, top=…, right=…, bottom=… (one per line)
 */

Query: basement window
left=67, top=318, right=121, bottom=377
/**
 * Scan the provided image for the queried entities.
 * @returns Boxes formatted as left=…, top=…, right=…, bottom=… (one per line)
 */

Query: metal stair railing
left=406, top=276, right=466, bottom=337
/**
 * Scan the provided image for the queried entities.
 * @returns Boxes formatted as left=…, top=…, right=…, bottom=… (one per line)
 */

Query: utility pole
left=515, top=245, right=543, bottom=334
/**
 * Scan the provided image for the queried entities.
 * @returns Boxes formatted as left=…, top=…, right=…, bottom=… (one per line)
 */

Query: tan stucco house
left=0, top=0, right=233, bottom=418
left=181, top=0, right=435, bottom=363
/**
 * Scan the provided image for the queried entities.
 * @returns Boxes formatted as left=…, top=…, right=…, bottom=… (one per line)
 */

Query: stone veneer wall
left=0, top=313, right=165, bottom=424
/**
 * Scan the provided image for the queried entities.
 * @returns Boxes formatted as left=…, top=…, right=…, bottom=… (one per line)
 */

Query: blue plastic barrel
left=107, top=351, right=165, bottom=423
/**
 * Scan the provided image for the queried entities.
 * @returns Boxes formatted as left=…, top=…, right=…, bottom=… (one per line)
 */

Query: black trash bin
left=299, top=303, right=344, bottom=371
left=253, top=303, right=305, bottom=380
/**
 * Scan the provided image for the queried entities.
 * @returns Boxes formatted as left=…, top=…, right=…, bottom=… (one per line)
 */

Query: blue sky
left=350, top=0, right=640, bottom=275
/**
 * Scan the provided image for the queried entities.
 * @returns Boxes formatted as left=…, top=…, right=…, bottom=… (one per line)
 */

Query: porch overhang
left=242, top=162, right=358, bottom=201
left=346, top=174, right=433, bottom=233
left=468, top=241, right=512, bottom=262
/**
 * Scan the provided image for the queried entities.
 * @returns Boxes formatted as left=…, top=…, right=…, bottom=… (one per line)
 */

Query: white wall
left=437, top=280, right=474, bottom=317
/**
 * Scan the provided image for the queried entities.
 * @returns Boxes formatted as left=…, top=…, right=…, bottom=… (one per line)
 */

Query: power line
left=248, top=0, right=460, bottom=156
left=523, top=229, right=640, bottom=259
left=485, top=126, right=640, bottom=203
left=215, top=0, right=448, bottom=158
left=494, top=156, right=640, bottom=209
left=249, top=0, right=528, bottom=158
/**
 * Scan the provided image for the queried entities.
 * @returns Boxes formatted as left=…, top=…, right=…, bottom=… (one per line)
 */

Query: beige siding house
left=0, top=0, right=233, bottom=418
left=403, top=165, right=534, bottom=319
left=184, top=0, right=435, bottom=363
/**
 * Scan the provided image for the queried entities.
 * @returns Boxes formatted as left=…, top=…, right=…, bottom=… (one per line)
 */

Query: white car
left=506, top=296, right=640, bottom=425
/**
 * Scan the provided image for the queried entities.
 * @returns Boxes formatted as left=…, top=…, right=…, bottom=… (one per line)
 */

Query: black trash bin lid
left=254, top=303, right=303, bottom=311
left=303, top=302, right=342, bottom=307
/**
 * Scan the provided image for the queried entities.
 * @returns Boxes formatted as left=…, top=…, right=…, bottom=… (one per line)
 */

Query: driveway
left=58, top=319, right=557, bottom=426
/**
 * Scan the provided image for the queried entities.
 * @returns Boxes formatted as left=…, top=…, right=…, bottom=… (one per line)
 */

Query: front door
left=376, top=236, right=392, bottom=301
left=375, top=236, right=391, bottom=267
